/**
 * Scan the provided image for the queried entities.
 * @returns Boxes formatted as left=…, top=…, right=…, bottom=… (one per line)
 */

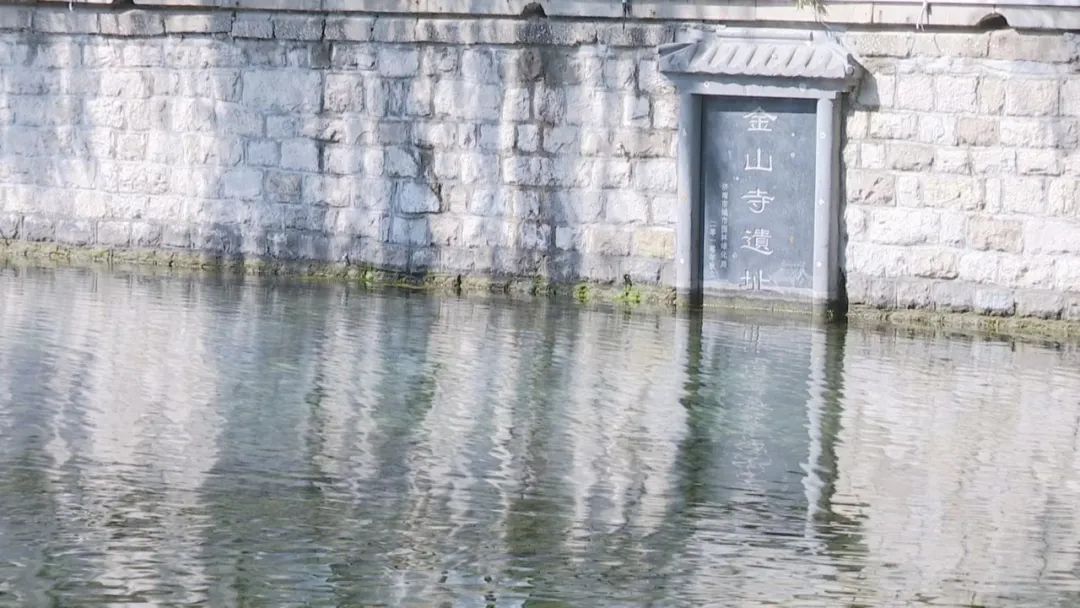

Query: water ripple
left=1, top=266, right=1079, bottom=606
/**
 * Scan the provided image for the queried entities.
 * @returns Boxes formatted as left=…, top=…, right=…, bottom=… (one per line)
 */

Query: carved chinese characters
left=700, top=97, right=817, bottom=293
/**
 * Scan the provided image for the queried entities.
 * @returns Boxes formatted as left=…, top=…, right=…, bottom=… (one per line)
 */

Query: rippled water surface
left=2, top=266, right=1080, bottom=607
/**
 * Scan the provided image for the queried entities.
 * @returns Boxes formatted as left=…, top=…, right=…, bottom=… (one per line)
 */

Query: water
left=1, top=266, right=1079, bottom=607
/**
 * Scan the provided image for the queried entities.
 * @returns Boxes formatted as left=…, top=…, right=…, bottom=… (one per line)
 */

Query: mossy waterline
left=3, top=240, right=1079, bottom=341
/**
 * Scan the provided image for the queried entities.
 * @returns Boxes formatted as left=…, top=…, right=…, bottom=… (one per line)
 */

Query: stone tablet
left=700, top=96, right=817, bottom=294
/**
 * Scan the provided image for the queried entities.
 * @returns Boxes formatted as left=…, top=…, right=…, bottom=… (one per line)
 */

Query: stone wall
left=0, top=4, right=1078, bottom=318
left=0, top=6, right=680, bottom=286
left=842, top=30, right=1080, bottom=319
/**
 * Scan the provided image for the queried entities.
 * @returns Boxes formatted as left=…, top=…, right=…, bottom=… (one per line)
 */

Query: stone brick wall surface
left=0, top=6, right=680, bottom=286
left=842, top=30, right=1080, bottom=319
left=0, top=5, right=1078, bottom=318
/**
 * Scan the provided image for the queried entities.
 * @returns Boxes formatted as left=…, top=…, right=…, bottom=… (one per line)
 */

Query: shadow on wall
left=0, top=6, right=682, bottom=289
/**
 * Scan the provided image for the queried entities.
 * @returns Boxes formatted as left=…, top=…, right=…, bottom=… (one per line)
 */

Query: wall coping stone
left=8, top=0, right=1080, bottom=31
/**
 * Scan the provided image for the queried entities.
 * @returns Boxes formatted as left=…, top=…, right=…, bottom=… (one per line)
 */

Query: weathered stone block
left=242, top=70, right=320, bottom=113
left=331, top=44, right=377, bottom=70
left=478, top=124, right=516, bottom=152
left=967, top=217, right=1023, bottom=253
left=584, top=225, right=632, bottom=256
left=554, top=225, right=579, bottom=251
left=100, top=11, right=164, bottom=37
left=1015, top=290, right=1065, bottom=319
left=933, top=76, right=977, bottom=113
left=989, top=30, right=1073, bottom=63
left=232, top=15, right=273, bottom=39
left=956, top=117, right=998, bottom=147
left=378, top=47, right=419, bottom=78
left=1000, top=118, right=1075, bottom=149
left=55, top=220, right=94, bottom=246
left=912, top=33, right=989, bottom=58
left=1047, top=179, right=1080, bottom=217
left=1017, top=149, right=1062, bottom=176
left=843, top=31, right=912, bottom=58
left=604, top=191, right=648, bottom=224
left=896, top=74, right=934, bottom=111
left=516, top=125, right=540, bottom=153
left=1004, top=79, right=1059, bottom=117
left=934, top=149, right=970, bottom=174
left=322, top=74, right=365, bottom=113
left=33, top=11, right=97, bottom=34
left=1063, top=79, right=1080, bottom=118
left=396, top=182, right=440, bottom=214
left=971, top=149, right=1015, bottom=176
left=999, top=254, right=1056, bottom=290
left=0, top=213, right=19, bottom=239
left=972, top=287, right=1015, bottom=316
left=434, top=81, right=500, bottom=121
left=96, top=220, right=131, bottom=247
left=885, top=143, right=934, bottom=172
left=866, top=207, right=937, bottom=246
left=1023, top=219, right=1080, bottom=255
left=502, top=157, right=551, bottom=187
left=957, top=250, right=999, bottom=284
left=868, top=112, right=918, bottom=140
left=164, top=13, right=233, bottom=34
left=273, top=15, right=324, bottom=41
left=220, top=168, right=262, bottom=200
left=632, top=158, right=676, bottom=193
left=459, top=153, right=499, bottom=185
left=325, top=17, right=374, bottom=41
left=279, top=139, right=319, bottom=172
left=1001, top=177, right=1045, bottom=215
left=846, top=171, right=895, bottom=206
left=246, top=140, right=279, bottom=167
left=20, top=216, right=54, bottom=242
left=214, top=102, right=263, bottom=137
left=922, top=175, right=981, bottom=210
left=915, top=115, right=956, bottom=146
left=0, top=8, right=30, bottom=31
left=977, top=77, right=1006, bottom=114
left=633, top=227, right=675, bottom=259
left=131, top=222, right=162, bottom=248
left=622, top=95, right=650, bottom=128
left=384, top=147, right=418, bottom=178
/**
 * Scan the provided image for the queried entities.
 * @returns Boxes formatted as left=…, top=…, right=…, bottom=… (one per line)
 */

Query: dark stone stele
left=700, top=96, right=817, bottom=294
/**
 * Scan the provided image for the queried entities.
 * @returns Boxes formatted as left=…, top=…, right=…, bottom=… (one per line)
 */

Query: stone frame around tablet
left=659, top=29, right=862, bottom=316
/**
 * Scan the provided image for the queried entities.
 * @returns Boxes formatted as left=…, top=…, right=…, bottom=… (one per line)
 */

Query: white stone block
left=933, top=76, right=978, bottom=113
left=242, top=70, right=321, bottom=113
left=220, top=168, right=262, bottom=200
left=395, top=182, right=440, bottom=214
left=896, top=74, right=934, bottom=111
left=632, top=158, right=677, bottom=193
left=516, top=125, right=540, bottom=153
left=1017, top=149, right=1062, bottom=176
left=604, top=191, right=648, bottom=224
left=1001, top=177, right=1046, bottom=215
left=281, top=139, right=320, bottom=172
left=384, top=147, right=418, bottom=178
left=272, top=15, right=324, bottom=41
left=325, top=17, right=374, bottom=41
left=377, top=47, right=419, bottom=78
left=1004, top=79, right=1060, bottom=117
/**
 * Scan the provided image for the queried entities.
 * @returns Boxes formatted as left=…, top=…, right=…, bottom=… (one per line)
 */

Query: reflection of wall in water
left=832, top=332, right=1080, bottom=605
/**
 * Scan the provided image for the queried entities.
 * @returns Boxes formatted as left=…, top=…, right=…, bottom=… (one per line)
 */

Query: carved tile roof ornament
left=659, top=28, right=862, bottom=89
